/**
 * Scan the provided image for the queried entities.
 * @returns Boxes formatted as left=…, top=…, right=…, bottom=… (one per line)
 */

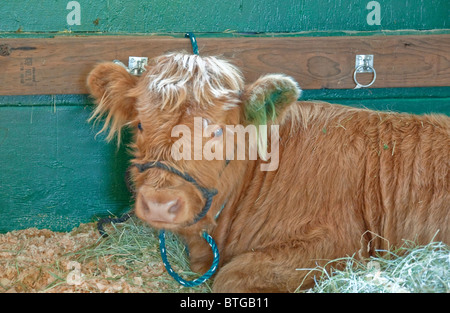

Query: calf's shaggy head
left=87, top=53, right=301, bottom=231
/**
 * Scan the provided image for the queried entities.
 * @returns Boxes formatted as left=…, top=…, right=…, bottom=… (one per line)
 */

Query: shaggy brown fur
left=87, top=53, right=449, bottom=292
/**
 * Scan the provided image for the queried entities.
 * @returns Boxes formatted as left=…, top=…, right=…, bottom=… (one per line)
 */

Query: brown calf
left=87, top=53, right=449, bottom=292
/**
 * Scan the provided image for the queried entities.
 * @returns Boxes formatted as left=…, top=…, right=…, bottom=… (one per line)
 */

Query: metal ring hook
left=354, top=64, right=377, bottom=89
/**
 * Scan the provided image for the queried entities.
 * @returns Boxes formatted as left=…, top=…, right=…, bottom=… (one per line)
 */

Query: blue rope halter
left=159, top=230, right=219, bottom=287
left=134, top=161, right=221, bottom=287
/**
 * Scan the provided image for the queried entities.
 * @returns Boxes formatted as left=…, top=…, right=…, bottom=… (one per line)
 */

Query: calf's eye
left=213, top=127, right=223, bottom=137
left=138, top=122, right=143, bottom=131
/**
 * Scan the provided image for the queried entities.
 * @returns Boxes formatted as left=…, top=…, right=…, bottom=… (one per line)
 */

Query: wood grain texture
left=204, top=35, right=450, bottom=90
left=0, top=35, right=449, bottom=95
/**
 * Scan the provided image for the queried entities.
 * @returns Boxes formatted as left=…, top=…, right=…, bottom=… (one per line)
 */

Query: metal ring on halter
left=353, top=65, right=377, bottom=89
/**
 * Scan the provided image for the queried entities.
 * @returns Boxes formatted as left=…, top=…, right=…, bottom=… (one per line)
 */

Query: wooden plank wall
left=1, top=34, right=449, bottom=96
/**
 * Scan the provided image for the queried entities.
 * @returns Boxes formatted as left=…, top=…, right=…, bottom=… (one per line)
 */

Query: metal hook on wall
left=353, top=55, right=376, bottom=89
left=113, top=56, right=148, bottom=76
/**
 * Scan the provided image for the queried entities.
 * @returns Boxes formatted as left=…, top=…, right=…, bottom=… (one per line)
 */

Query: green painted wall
left=0, top=0, right=448, bottom=34
left=0, top=105, right=132, bottom=232
left=0, top=0, right=449, bottom=232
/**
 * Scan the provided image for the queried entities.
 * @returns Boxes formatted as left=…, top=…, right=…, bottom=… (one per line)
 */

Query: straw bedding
left=1, top=217, right=448, bottom=293
left=0, top=219, right=209, bottom=293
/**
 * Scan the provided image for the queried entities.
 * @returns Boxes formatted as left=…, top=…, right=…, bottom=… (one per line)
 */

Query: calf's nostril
left=139, top=195, right=151, bottom=213
left=168, top=199, right=181, bottom=214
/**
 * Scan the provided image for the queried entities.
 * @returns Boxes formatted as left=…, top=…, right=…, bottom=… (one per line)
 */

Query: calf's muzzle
left=133, top=161, right=218, bottom=227
left=136, top=189, right=183, bottom=224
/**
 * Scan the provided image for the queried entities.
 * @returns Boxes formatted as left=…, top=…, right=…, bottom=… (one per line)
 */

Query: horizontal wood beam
left=0, top=35, right=449, bottom=95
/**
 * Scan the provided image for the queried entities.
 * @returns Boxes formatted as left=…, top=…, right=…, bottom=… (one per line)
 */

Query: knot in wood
left=0, top=44, right=11, bottom=56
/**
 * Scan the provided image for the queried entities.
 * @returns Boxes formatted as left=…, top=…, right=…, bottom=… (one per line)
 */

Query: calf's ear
left=242, top=74, right=302, bottom=158
left=243, top=74, right=301, bottom=126
left=87, top=62, right=139, bottom=143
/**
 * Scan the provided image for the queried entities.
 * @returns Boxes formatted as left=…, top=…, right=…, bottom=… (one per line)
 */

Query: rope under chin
left=159, top=230, right=219, bottom=287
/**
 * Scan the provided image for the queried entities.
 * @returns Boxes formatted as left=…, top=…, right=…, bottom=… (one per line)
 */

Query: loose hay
left=1, top=217, right=448, bottom=293
left=297, top=240, right=450, bottom=293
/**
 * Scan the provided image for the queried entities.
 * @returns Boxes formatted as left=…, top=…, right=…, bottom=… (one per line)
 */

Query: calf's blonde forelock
left=145, top=53, right=244, bottom=111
